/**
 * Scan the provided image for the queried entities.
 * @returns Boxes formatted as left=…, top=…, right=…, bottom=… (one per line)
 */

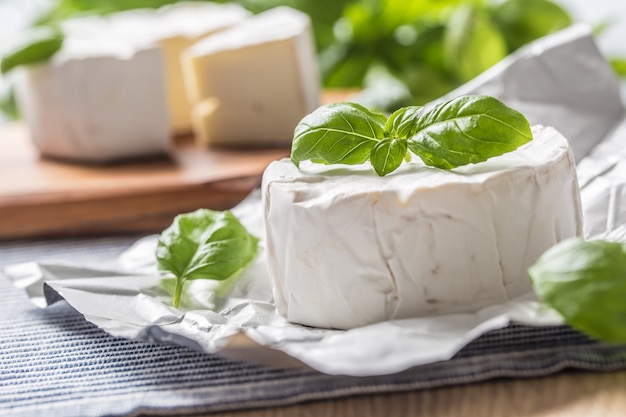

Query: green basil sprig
left=1, top=27, right=64, bottom=75
left=156, top=209, right=259, bottom=308
left=291, top=95, right=532, bottom=175
left=529, top=239, right=626, bottom=343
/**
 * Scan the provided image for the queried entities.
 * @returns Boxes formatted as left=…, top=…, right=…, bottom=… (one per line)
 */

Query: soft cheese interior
left=88, top=2, right=251, bottom=133
left=182, top=6, right=319, bottom=147
left=262, top=126, right=583, bottom=329
left=58, top=2, right=250, bottom=136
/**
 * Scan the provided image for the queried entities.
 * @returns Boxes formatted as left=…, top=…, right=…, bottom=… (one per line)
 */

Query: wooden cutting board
left=0, top=124, right=289, bottom=240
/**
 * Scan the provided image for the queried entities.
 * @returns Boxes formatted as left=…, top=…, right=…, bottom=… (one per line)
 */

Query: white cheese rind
left=14, top=3, right=250, bottom=162
left=60, top=3, right=250, bottom=134
left=262, top=126, right=583, bottom=329
left=14, top=46, right=170, bottom=162
left=182, top=6, right=320, bottom=147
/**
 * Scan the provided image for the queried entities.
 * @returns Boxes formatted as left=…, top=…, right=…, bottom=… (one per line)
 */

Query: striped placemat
left=2, top=236, right=626, bottom=417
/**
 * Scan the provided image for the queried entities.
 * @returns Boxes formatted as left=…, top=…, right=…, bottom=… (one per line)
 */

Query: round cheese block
left=261, top=125, right=583, bottom=329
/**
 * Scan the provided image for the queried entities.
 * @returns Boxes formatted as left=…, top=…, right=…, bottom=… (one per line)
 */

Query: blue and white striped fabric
left=2, top=236, right=626, bottom=417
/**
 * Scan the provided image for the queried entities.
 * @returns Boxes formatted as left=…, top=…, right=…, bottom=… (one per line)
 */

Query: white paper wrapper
left=5, top=25, right=626, bottom=376
left=442, top=24, right=625, bottom=163
left=5, top=192, right=565, bottom=376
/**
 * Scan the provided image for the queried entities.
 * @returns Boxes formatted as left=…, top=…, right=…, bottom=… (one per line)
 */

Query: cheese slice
left=61, top=2, right=250, bottom=135
left=182, top=6, right=319, bottom=147
left=262, top=126, right=583, bottom=329
left=107, top=3, right=251, bottom=134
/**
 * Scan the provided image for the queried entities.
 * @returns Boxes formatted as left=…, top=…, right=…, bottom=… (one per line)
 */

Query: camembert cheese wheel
left=262, top=126, right=583, bottom=329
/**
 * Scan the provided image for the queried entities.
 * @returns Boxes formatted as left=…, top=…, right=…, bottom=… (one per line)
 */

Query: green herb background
left=1, top=0, right=625, bottom=118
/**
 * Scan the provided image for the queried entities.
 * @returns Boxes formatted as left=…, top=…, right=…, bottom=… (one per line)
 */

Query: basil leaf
left=385, top=106, right=423, bottom=139
left=1, top=28, right=64, bottom=75
left=407, top=95, right=532, bottom=170
left=291, top=95, right=532, bottom=175
left=529, top=239, right=626, bottom=343
left=156, top=209, right=259, bottom=308
left=370, top=138, right=407, bottom=176
left=291, top=102, right=386, bottom=167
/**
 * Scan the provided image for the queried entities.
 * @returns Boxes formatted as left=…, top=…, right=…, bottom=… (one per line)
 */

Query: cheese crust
left=262, top=126, right=583, bottom=329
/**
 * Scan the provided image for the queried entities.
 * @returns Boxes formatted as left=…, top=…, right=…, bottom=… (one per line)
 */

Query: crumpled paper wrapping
left=5, top=192, right=563, bottom=376
left=4, top=24, right=626, bottom=376
left=577, top=118, right=626, bottom=237
left=442, top=23, right=625, bottom=163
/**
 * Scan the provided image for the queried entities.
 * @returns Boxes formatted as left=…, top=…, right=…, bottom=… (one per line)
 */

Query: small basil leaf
left=291, top=102, right=386, bottom=167
left=370, top=138, right=407, bottom=176
left=529, top=239, right=626, bottom=343
left=407, top=95, right=532, bottom=170
left=1, top=28, right=64, bottom=75
left=385, top=106, right=423, bottom=139
left=156, top=209, right=258, bottom=308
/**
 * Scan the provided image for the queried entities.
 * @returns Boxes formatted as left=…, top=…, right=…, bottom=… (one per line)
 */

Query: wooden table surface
left=0, top=124, right=288, bottom=240
left=0, top=92, right=353, bottom=240
left=204, top=369, right=626, bottom=416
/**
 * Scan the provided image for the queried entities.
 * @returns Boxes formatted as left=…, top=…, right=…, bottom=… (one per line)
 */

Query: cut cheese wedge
left=14, top=2, right=250, bottom=162
left=119, top=3, right=251, bottom=134
left=14, top=45, right=170, bottom=162
left=61, top=2, right=251, bottom=135
left=182, top=6, right=319, bottom=147
left=262, top=126, right=583, bottom=329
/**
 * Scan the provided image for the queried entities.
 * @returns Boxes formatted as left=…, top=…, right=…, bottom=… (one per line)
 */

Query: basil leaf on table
left=408, top=95, right=532, bottom=169
left=1, top=27, right=64, bottom=74
left=291, top=102, right=387, bottom=167
left=529, top=238, right=626, bottom=343
left=156, top=209, right=259, bottom=308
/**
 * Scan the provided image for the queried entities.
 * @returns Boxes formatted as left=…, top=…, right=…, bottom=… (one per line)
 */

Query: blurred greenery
left=489, top=0, right=572, bottom=51
left=230, top=0, right=572, bottom=111
left=0, top=0, right=587, bottom=119
left=611, top=58, right=626, bottom=78
left=0, top=27, right=64, bottom=75
left=0, top=86, right=18, bottom=120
